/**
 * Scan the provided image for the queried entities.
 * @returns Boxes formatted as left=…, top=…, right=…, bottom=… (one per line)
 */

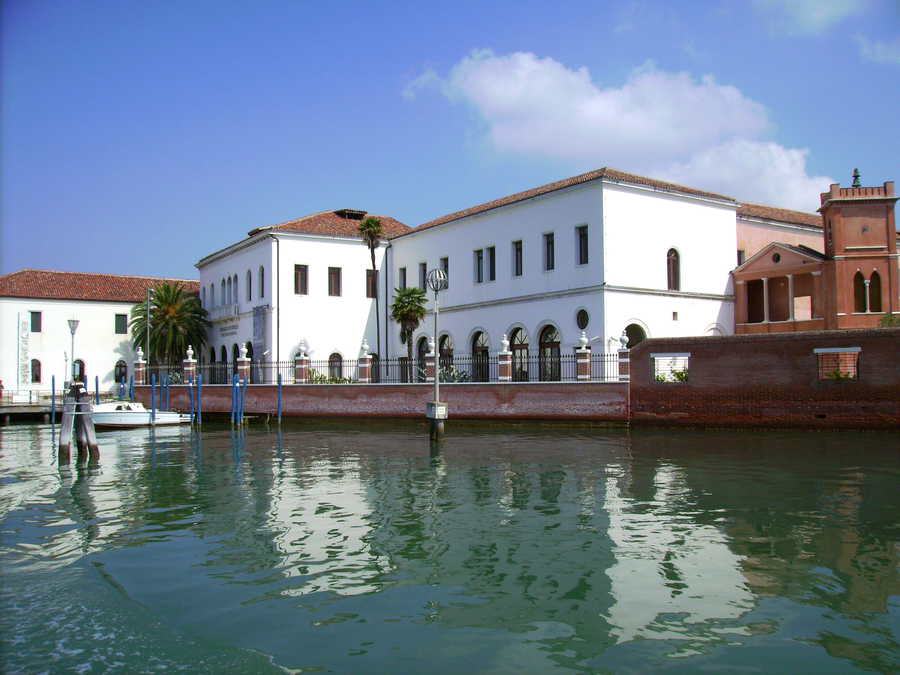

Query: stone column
left=762, top=277, right=770, bottom=323
left=734, top=279, right=747, bottom=324
left=357, top=339, right=372, bottom=383
left=864, top=279, right=871, bottom=313
left=812, top=271, right=823, bottom=318
left=617, top=331, right=630, bottom=382
left=425, top=337, right=436, bottom=384
left=575, top=331, right=591, bottom=381
left=236, top=342, right=251, bottom=383
left=134, top=346, right=147, bottom=385
left=183, top=345, right=197, bottom=382
left=787, top=274, right=795, bottom=321
left=498, top=333, right=512, bottom=382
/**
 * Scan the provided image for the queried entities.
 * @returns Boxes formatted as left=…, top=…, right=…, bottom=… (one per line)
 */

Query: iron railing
left=147, top=351, right=627, bottom=384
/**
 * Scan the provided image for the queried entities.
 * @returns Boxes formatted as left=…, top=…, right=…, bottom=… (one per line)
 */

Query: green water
left=1, top=422, right=898, bottom=673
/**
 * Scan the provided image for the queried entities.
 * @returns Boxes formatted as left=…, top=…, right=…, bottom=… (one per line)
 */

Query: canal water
left=1, top=422, right=897, bottom=673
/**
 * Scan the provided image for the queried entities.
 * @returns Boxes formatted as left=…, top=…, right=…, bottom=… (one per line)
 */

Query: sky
left=2, top=0, right=898, bottom=279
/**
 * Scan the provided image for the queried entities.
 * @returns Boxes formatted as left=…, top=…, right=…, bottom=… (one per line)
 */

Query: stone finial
left=852, top=168, right=861, bottom=188
left=360, top=338, right=370, bottom=357
left=299, top=338, right=308, bottom=356
left=135, top=346, right=145, bottom=362
left=239, top=342, right=248, bottom=359
left=186, top=345, right=195, bottom=361
left=578, top=331, right=589, bottom=349
left=619, top=330, right=629, bottom=350
left=500, top=333, right=510, bottom=352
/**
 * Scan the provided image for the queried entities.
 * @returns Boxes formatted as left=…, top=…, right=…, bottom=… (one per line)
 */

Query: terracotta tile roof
left=737, top=202, right=822, bottom=228
left=403, top=167, right=736, bottom=235
left=249, top=209, right=411, bottom=238
left=0, top=269, right=200, bottom=303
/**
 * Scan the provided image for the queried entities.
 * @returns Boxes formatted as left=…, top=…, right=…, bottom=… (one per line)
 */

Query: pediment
left=735, top=243, right=824, bottom=277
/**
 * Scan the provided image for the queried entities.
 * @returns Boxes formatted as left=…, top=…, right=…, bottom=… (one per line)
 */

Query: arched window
left=201, top=287, right=206, bottom=307
left=246, top=270, right=252, bottom=301
left=226, top=277, right=232, bottom=305
left=853, top=271, right=866, bottom=313
left=232, top=344, right=239, bottom=375
left=30, top=359, right=41, bottom=383
left=114, top=360, right=127, bottom=383
left=538, top=325, right=561, bottom=382
left=328, top=352, right=343, bottom=379
left=73, top=359, right=86, bottom=383
left=233, top=274, right=238, bottom=305
left=221, top=345, right=227, bottom=364
left=471, top=331, right=490, bottom=382
left=210, top=284, right=215, bottom=306
left=510, top=327, right=529, bottom=382
left=210, top=347, right=216, bottom=363
left=259, top=266, right=265, bottom=298
left=438, top=334, right=454, bottom=370
left=625, top=323, right=647, bottom=348
left=667, top=249, right=680, bottom=291
left=221, top=280, right=226, bottom=306
left=870, top=271, right=882, bottom=313
left=416, top=336, right=430, bottom=383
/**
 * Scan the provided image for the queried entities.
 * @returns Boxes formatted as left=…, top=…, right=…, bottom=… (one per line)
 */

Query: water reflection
left=0, top=423, right=897, bottom=673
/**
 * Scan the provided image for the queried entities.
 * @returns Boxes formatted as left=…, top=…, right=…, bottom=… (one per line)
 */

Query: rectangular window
left=543, top=233, right=555, bottom=271
left=30, top=311, right=41, bottom=332
left=513, top=240, right=523, bottom=277
left=440, top=257, right=449, bottom=287
left=399, top=267, right=407, bottom=290
left=115, top=313, right=128, bottom=334
left=815, top=347, right=860, bottom=380
left=474, top=249, right=484, bottom=283
left=487, top=246, right=496, bottom=281
left=737, top=249, right=746, bottom=266
left=294, top=264, right=308, bottom=295
left=652, top=352, right=691, bottom=383
left=366, top=269, right=377, bottom=298
left=419, top=262, right=427, bottom=290
left=328, top=267, right=342, bottom=297
left=576, top=225, right=589, bottom=265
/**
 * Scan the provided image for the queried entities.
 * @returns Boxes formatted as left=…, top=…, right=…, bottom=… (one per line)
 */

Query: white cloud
left=401, top=68, right=440, bottom=100
left=856, top=34, right=900, bottom=65
left=753, top=0, right=865, bottom=35
left=406, top=50, right=832, bottom=210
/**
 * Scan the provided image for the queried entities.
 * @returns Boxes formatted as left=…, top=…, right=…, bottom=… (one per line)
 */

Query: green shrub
left=879, top=314, right=900, bottom=328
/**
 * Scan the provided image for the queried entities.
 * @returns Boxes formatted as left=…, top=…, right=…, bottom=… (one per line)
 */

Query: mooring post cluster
left=58, top=382, right=99, bottom=465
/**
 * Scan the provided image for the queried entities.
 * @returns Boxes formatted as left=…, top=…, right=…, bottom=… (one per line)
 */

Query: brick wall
left=629, top=328, right=900, bottom=428
left=136, top=382, right=629, bottom=422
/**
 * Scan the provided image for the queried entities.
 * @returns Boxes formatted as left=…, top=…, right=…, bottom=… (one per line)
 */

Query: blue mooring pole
left=151, top=373, right=157, bottom=423
left=241, top=377, right=247, bottom=425
left=95, top=375, right=100, bottom=405
left=277, top=373, right=282, bottom=425
left=230, top=374, right=237, bottom=425
left=129, top=375, right=135, bottom=402
left=188, top=377, right=195, bottom=423
left=119, top=376, right=125, bottom=399
left=197, top=373, right=203, bottom=426
left=51, top=375, right=56, bottom=424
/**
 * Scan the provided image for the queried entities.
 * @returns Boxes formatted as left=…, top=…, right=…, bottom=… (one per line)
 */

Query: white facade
left=0, top=297, right=136, bottom=393
left=197, top=173, right=741, bottom=372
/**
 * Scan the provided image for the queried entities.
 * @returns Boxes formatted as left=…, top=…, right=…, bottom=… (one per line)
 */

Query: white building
left=198, top=168, right=744, bottom=380
left=0, top=270, right=199, bottom=395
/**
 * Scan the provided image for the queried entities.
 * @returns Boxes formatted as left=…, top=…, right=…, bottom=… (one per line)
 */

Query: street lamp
left=425, top=268, right=448, bottom=438
left=68, top=319, right=80, bottom=383
left=146, top=287, right=155, bottom=371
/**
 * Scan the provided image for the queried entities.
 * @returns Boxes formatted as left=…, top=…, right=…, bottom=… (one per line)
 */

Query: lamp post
left=67, top=319, right=80, bottom=383
left=146, top=287, right=155, bottom=372
left=425, top=268, right=448, bottom=439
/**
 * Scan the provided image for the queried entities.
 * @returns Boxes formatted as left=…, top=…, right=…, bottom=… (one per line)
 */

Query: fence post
left=236, top=343, right=251, bottom=384
left=150, top=373, right=157, bottom=423
left=425, top=336, right=436, bottom=383
left=576, top=331, right=591, bottom=381
left=183, top=345, right=197, bottom=383
left=357, top=339, right=372, bottom=383
left=95, top=375, right=100, bottom=404
left=618, top=332, right=630, bottom=382
left=196, top=373, right=203, bottom=426
left=498, top=334, right=512, bottom=383
left=277, top=373, right=282, bottom=424
left=134, top=346, right=147, bottom=385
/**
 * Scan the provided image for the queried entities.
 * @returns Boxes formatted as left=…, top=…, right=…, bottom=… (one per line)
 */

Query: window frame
left=543, top=232, right=555, bottom=271
left=440, top=257, right=449, bottom=287
left=114, top=313, right=128, bottom=335
left=30, top=311, right=42, bottom=333
left=366, top=269, right=377, bottom=299
left=328, top=266, right=342, bottom=297
left=399, top=267, right=407, bottom=290
left=487, top=245, right=496, bottom=281
left=294, top=264, right=308, bottom=295
left=418, top=262, right=427, bottom=290
left=474, top=249, right=484, bottom=283
left=667, top=248, right=680, bottom=291
left=30, top=358, right=41, bottom=383
left=512, top=240, right=523, bottom=277
left=576, top=225, right=589, bottom=265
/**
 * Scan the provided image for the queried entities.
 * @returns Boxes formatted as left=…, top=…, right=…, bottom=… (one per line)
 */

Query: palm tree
left=390, top=286, right=427, bottom=381
left=130, top=282, right=210, bottom=369
left=359, top=216, right=383, bottom=357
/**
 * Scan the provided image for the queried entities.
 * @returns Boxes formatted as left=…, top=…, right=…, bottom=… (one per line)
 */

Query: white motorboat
left=92, top=401, right=192, bottom=428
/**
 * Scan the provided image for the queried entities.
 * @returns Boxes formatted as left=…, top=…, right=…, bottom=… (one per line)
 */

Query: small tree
left=879, top=313, right=900, bottom=328
left=390, top=286, right=427, bottom=381
left=130, top=282, right=210, bottom=368
left=359, top=216, right=384, bottom=357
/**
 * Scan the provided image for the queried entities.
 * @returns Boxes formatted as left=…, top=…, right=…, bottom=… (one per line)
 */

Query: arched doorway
left=246, top=342, right=255, bottom=383
left=438, top=334, right=454, bottom=371
left=853, top=271, right=866, bottom=312
left=328, top=352, right=343, bottom=380
left=624, top=323, right=647, bottom=348
left=538, top=325, right=561, bottom=381
left=471, top=331, right=490, bottom=382
left=73, top=359, right=86, bottom=383
left=416, top=336, right=430, bottom=382
left=510, top=327, right=529, bottom=382
left=114, top=360, right=127, bottom=383
left=870, top=271, right=882, bottom=312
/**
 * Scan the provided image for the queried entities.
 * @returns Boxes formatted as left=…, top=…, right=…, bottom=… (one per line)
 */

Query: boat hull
left=93, top=411, right=191, bottom=428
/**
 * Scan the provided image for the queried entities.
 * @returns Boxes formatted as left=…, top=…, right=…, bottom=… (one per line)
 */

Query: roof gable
left=250, top=210, right=410, bottom=238
left=737, top=202, right=822, bottom=229
left=734, top=243, right=825, bottom=276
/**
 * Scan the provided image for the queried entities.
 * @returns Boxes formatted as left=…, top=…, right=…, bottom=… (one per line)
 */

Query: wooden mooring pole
left=58, top=383, right=99, bottom=465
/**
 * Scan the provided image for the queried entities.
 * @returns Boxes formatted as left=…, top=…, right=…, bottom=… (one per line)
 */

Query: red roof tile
left=404, top=167, right=736, bottom=235
left=0, top=269, right=200, bottom=303
left=737, top=202, right=822, bottom=228
left=249, top=209, right=411, bottom=238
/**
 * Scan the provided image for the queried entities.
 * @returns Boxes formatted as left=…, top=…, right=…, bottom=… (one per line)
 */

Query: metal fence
left=148, top=351, right=626, bottom=385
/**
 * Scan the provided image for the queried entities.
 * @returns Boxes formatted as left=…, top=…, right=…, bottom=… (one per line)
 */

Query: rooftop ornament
left=852, top=168, right=861, bottom=188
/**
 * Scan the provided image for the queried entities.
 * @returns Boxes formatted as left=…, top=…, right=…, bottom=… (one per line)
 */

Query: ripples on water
left=1, top=422, right=898, bottom=673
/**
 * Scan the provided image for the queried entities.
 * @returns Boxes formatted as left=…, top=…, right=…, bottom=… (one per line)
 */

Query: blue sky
left=2, top=0, right=898, bottom=278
